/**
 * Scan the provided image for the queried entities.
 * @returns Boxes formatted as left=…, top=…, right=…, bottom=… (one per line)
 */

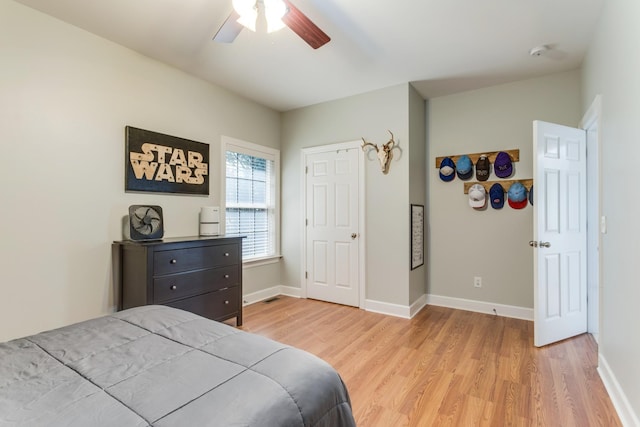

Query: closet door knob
left=170, top=259, right=177, bottom=264
left=170, top=285, right=177, bottom=290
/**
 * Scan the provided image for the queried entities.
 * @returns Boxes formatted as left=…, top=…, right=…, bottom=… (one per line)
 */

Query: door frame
left=300, top=141, right=366, bottom=308
left=580, top=95, right=603, bottom=343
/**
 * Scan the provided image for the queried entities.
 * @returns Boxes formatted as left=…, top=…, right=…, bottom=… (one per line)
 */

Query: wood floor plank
left=239, top=297, right=622, bottom=426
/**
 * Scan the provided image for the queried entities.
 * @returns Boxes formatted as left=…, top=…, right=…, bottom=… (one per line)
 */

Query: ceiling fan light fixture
left=264, top=0, right=287, bottom=33
left=232, top=0, right=255, bottom=16
left=236, top=11, right=257, bottom=32
left=216, top=0, right=330, bottom=48
left=266, top=16, right=286, bottom=33
left=233, top=0, right=258, bottom=32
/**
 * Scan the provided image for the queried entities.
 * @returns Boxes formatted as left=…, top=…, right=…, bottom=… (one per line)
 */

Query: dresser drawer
left=166, top=286, right=240, bottom=321
left=153, top=266, right=240, bottom=303
left=154, top=244, right=240, bottom=275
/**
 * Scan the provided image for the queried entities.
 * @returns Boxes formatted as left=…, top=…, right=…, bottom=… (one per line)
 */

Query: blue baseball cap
left=489, top=183, right=505, bottom=209
left=456, top=155, right=473, bottom=180
left=508, top=182, right=528, bottom=209
left=529, top=184, right=534, bottom=205
left=439, top=157, right=455, bottom=182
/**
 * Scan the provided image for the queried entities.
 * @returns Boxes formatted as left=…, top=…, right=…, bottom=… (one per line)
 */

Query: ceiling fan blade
left=282, top=0, right=330, bottom=49
left=213, top=10, right=244, bottom=43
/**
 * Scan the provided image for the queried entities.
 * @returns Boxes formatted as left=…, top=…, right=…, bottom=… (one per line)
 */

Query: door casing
left=580, top=95, right=603, bottom=343
left=301, top=141, right=366, bottom=308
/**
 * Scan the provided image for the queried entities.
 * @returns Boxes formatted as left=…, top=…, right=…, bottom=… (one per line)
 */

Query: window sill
left=242, top=255, right=282, bottom=268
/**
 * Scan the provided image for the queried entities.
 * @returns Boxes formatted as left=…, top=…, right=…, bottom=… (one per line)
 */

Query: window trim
left=221, top=136, right=280, bottom=263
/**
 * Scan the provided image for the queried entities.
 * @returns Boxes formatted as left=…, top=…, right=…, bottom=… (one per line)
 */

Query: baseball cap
left=489, top=183, right=505, bottom=209
left=476, top=155, right=490, bottom=181
left=439, top=157, right=455, bottom=182
left=494, top=152, right=513, bottom=178
left=529, top=184, right=534, bottom=205
left=456, top=155, right=473, bottom=180
left=508, top=182, right=528, bottom=209
left=468, top=183, right=486, bottom=209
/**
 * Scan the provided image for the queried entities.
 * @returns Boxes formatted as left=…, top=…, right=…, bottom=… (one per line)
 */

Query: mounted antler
left=361, top=130, right=396, bottom=174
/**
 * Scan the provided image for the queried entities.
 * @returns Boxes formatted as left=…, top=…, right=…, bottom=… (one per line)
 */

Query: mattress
left=0, top=305, right=356, bottom=427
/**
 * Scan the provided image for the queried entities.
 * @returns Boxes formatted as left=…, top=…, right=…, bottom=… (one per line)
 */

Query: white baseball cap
left=468, top=184, right=486, bottom=208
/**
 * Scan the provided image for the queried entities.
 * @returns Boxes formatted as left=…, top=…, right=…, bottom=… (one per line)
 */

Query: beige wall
left=427, top=70, right=582, bottom=309
left=0, top=1, right=280, bottom=341
left=582, top=0, right=640, bottom=422
left=281, top=84, right=425, bottom=307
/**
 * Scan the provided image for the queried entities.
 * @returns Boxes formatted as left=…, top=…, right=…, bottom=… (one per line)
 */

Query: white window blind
left=223, top=138, right=279, bottom=261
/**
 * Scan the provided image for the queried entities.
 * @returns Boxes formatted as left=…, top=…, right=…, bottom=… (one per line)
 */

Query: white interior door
left=304, top=145, right=360, bottom=307
left=533, top=120, right=587, bottom=347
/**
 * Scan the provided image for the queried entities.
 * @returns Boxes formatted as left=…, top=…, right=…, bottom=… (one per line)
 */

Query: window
left=222, top=137, right=279, bottom=262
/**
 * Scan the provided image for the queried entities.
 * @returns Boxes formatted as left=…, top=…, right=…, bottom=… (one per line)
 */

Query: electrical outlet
left=474, top=276, right=482, bottom=288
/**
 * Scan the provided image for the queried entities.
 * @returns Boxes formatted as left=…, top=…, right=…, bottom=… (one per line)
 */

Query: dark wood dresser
left=113, top=235, right=243, bottom=325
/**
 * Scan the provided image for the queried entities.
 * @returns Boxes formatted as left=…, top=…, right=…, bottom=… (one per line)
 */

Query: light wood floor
left=238, top=296, right=621, bottom=427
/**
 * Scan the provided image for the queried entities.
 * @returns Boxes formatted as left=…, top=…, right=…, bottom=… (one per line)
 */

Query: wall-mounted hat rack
left=463, top=179, right=533, bottom=194
left=434, top=149, right=519, bottom=168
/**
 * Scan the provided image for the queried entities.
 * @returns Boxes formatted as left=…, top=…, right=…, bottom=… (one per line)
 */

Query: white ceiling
left=14, top=0, right=604, bottom=112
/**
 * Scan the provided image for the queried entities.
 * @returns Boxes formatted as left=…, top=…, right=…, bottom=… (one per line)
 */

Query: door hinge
left=305, top=271, right=308, bottom=279
left=305, top=219, right=308, bottom=226
left=305, top=166, right=308, bottom=174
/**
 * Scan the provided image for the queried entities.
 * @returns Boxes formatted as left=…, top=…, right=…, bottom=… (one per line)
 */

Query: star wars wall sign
left=125, top=126, right=209, bottom=195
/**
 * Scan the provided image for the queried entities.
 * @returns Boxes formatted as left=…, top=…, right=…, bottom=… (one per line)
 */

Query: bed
left=0, top=305, right=356, bottom=427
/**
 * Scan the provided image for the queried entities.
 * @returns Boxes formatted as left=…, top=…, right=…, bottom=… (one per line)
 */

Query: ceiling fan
left=213, top=0, right=330, bottom=49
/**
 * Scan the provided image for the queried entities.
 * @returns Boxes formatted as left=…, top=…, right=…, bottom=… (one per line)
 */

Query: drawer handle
left=224, top=274, right=230, bottom=279
left=224, top=300, right=230, bottom=305
left=170, top=285, right=177, bottom=290
left=170, top=259, right=177, bottom=264
left=224, top=252, right=230, bottom=257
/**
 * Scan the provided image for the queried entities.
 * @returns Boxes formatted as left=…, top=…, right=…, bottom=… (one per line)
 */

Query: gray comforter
left=0, top=305, right=356, bottom=427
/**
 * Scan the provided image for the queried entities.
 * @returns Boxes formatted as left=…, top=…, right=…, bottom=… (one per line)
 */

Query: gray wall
left=281, top=83, right=425, bottom=306
left=427, top=70, right=582, bottom=309
left=0, top=1, right=281, bottom=341
left=582, top=0, right=640, bottom=420
left=409, top=86, right=427, bottom=303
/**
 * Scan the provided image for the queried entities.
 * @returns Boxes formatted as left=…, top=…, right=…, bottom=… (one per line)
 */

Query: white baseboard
left=363, top=294, right=428, bottom=319
left=364, top=299, right=411, bottom=318
left=410, top=294, right=428, bottom=317
left=244, top=290, right=531, bottom=323
left=244, top=286, right=427, bottom=319
left=242, top=286, right=302, bottom=306
left=598, top=354, right=640, bottom=427
left=426, top=294, right=534, bottom=321
left=278, top=286, right=303, bottom=299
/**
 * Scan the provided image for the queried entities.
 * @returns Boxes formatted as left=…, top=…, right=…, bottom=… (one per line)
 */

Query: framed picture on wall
left=411, top=204, right=424, bottom=270
left=125, top=126, right=210, bottom=195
